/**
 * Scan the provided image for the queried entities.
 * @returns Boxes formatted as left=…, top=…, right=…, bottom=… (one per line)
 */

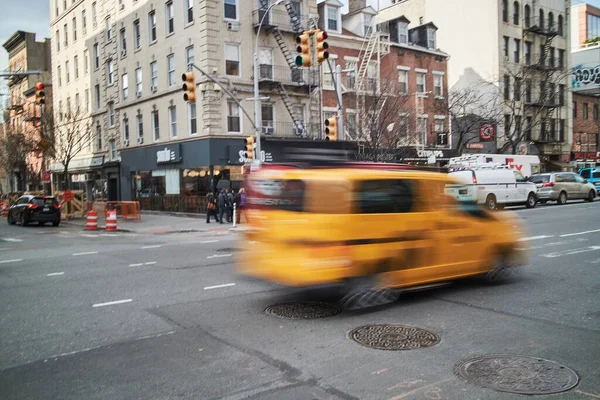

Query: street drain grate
left=454, top=355, right=579, bottom=395
left=348, top=324, right=440, bottom=350
left=264, top=302, right=341, bottom=319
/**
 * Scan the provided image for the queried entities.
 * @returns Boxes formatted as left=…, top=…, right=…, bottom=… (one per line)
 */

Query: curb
left=61, top=220, right=133, bottom=233
left=141, top=210, right=206, bottom=219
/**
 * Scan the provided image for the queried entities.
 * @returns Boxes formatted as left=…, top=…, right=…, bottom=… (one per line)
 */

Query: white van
left=446, top=166, right=538, bottom=210
left=449, top=154, right=541, bottom=177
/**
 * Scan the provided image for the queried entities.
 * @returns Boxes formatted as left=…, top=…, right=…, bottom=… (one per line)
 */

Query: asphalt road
left=0, top=201, right=599, bottom=400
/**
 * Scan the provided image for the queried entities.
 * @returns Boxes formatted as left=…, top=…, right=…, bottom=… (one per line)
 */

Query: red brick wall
left=572, top=92, right=599, bottom=156
left=322, top=42, right=449, bottom=147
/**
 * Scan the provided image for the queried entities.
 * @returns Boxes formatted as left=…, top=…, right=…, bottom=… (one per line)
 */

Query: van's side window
left=580, top=169, right=591, bottom=179
left=355, top=180, right=413, bottom=214
left=513, top=170, right=526, bottom=182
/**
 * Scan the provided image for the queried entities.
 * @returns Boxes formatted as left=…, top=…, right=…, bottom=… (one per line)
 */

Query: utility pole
left=325, top=59, right=354, bottom=141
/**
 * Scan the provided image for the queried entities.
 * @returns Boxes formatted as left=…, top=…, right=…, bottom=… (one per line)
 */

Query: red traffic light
left=36, top=82, right=45, bottom=90
left=315, top=31, right=328, bottom=41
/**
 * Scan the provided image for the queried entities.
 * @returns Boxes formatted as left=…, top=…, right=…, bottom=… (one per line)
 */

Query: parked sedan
left=7, top=195, right=61, bottom=226
left=528, top=172, right=597, bottom=205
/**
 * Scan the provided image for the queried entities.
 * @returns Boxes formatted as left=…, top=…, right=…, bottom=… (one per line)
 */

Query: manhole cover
left=349, top=324, right=440, bottom=350
left=455, top=355, right=579, bottom=395
left=264, top=302, right=341, bottom=319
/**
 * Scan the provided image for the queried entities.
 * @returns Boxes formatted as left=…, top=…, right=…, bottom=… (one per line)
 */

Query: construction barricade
left=86, top=210, right=98, bottom=230
left=104, top=201, right=141, bottom=222
left=105, top=210, right=117, bottom=231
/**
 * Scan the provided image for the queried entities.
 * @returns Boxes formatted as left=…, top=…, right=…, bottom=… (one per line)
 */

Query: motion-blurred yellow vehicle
left=236, top=162, right=527, bottom=309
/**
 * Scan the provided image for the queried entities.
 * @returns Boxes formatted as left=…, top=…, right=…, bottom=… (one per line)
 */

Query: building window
left=120, top=28, right=127, bottom=56
left=435, top=120, right=447, bottom=146
left=166, top=2, right=174, bottom=34
left=93, top=43, right=99, bottom=69
left=123, top=118, right=130, bottom=142
left=122, top=73, right=128, bottom=100
left=168, top=106, right=177, bottom=138
left=75, top=93, right=80, bottom=112
left=549, top=47, right=555, bottom=67
left=261, top=103, right=274, bottom=132
left=573, top=102, right=577, bottom=118
left=433, top=74, right=443, bottom=97
left=514, top=77, right=521, bottom=101
left=548, top=12, right=554, bottom=30
left=74, top=55, right=79, bottom=79
left=149, top=11, right=157, bottom=42
left=539, top=9, right=544, bottom=29
left=56, top=30, right=60, bottom=52
left=134, top=20, right=141, bottom=49
left=539, top=81, right=546, bottom=102
left=417, top=117, right=427, bottom=145
left=524, top=4, right=530, bottom=27
left=559, top=84, right=565, bottom=106
left=398, top=70, right=408, bottom=94
left=136, top=67, right=142, bottom=94
left=427, top=28, right=436, bottom=49
left=502, top=0, right=508, bottom=22
left=167, top=54, right=175, bottom=86
left=108, top=102, right=115, bottom=127
left=65, top=60, right=70, bottom=83
left=96, top=123, right=102, bottom=150
left=225, top=43, right=240, bottom=76
left=186, top=46, right=194, bottom=70
left=106, top=17, right=112, bottom=41
left=503, top=36, right=509, bottom=58
left=224, top=0, right=237, bottom=20
left=416, top=72, right=426, bottom=93
left=73, top=17, right=77, bottom=41
left=64, top=24, right=68, bottom=47
left=503, top=74, right=510, bottom=100
left=398, top=21, right=408, bottom=44
left=322, top=58, right=335, bottom=90
left=524, top=116, right=532, bottom=140
left=584, top=103, right=589, bottom=120
left=95, top=84, right=101, bottom=109
left=137, top=114, right=144, bottom=141
left=327, top=6, right=339, bottom=31
left=152, top=110, right=160, bottom=140
left=82, top=9, right=87, bottom=34
left=107, top=59, right=115, bottom=85
left=558, top=15, right=564, bottom=36
left=524, top=41, right=531, bottom=64
left=347, top=112, right=357, bottom=138
left=84, top=49, right=89, bottom=74
left=56, top=65, right=61, bottom=87
left=514, top=39, right=520, bottom=62
left=558, top=119, right=565, bottom=142
left=364, top=14, right=373, bottom=36
left=227, top=101, right=241, bottom=132
left=150, top=61, right=158, bottom=90
left=558, top=49, right=564, bottom=68
left=92, top=1, right=97, bottom=27
left=109, top=140, right=117, bottom=160
left=513, top=1, right=519, bottom=25
left=595, top=104, right=599, bottom=121
left=188, top=102, right=197, bottom=135
left=185, top=0, right=194, bottom=24
left=85, top=89, right=89, bottom=112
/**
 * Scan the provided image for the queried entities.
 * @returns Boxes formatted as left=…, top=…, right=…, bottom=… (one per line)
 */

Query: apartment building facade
left=2, top=31, right=52, bottom=192
left=374, top=0, right=572, bottom=170
left=319, top=0, right=451, bottom=163
left=570, top=1, right=600, bottom=47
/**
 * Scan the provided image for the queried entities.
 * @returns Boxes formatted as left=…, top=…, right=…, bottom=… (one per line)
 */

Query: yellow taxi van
left=236, top=161, right=527, bottom=309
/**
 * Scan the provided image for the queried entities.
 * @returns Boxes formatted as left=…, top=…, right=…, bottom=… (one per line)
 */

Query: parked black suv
left=7, top=195, right=61, bottom=226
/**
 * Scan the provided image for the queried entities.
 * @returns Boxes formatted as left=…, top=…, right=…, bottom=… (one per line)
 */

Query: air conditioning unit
left=137, top=137, right=144, bottom=144
left=136, top=91, right=142, bottom=98
left=227, top=22, right=239, bottom=31
left=151, top=86, right=157, bottom=93
left=124, top=139, right=130, bottom=147
left=262, top=126, right=274, bottom=135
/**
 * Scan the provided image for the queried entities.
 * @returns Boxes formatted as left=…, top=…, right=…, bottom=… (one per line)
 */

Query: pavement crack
left=146, top=307, right=185, bottom=329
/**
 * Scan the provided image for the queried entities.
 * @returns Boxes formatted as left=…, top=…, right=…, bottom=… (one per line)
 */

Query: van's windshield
left=528, top=175, right=550, bottom=184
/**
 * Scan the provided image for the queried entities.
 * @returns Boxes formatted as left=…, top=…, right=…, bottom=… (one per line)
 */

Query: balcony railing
left=259, top=120, right=322, bottom=138
left=252, top=9, right=307, bottom=33
left=523, top=16, right=562, bottom=36
left=257, top=64, right=318, bottom=86
left=524, top=54, right=563, bottom=70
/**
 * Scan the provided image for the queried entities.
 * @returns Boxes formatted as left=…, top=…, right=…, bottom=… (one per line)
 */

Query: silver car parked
left=528, top=172, right=597, bottom=205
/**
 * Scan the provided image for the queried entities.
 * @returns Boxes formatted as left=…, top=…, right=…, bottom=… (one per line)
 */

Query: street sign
left=42, top=171, right=51, bottom=183
left=37, top=139, right=51, bottom=153
left=63, top=190, right=74, bottom=202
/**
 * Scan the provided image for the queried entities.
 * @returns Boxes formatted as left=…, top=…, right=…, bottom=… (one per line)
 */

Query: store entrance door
left=107, top=178, right=118, bottom=201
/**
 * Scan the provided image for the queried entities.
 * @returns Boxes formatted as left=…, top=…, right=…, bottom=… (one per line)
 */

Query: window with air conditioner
left=261, top=104, right=274, bottom=134
left=150, top=61, right=158, bottom=90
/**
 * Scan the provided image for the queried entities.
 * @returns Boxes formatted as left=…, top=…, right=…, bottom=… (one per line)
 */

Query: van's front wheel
left=485, top=194, right=497, bottom=210
left=525, top=192, right=537, bottom=208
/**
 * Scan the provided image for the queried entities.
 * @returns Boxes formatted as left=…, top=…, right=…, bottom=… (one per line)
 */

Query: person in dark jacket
left=226, top=189, right=235, bottom=223
left=205, top=192, right=218, bottom=223
left=217, top=190, right=227, bottom=224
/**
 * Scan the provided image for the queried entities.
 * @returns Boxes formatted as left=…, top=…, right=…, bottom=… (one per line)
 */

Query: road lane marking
left=93, top=299, right=133, bottom=308
left=518, top=235, right=554, bottom=242
left=47, top=272, right=65, bottom=276
left=586, top=258, right=600, bottom=264
left=199, top=240, right=218, bottom=244
left=560, top=229, right=600, bottom=237
left=520, top=238, right=588, bottom=251
left=141, top=245, right=162, bottom=249
left=129, top=263, right=144, bottom=267
left=207, top=253, right=232, bottom=259
left=144, top=261, right=157, bottom=265
left=204, top=283, right=236, bottom=290
left=541, top=246, right=600, bottom=258
left=72, top=251, right=98, bottom=256
left=0, top=259, right=23, bottom=264
left=81, top=234, right=100, bottom=238
left=1, top=238, right=23, bottom=242
left=0, top=248, right=11, bottom=251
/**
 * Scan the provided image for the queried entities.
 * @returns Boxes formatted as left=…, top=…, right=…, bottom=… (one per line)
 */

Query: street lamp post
left=253, top=0, right=284, bottom=162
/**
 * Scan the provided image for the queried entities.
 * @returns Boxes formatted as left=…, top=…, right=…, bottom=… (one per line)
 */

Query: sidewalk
left=62, top=211, right=243, bottom=234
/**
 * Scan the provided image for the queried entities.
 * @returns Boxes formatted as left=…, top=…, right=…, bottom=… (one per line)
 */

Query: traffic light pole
left=325, top=58, right=344, bottom=141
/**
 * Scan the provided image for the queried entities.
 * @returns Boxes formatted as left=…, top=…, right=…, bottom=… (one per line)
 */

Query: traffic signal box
left=245, top=136, right=256, bottom=160
left=325, top=116, right=338, bottom=141
left=181, top=72, right=196, bottom=102
left=315, top=30, right=329, bottom=65
left=295, top=33, right=312, bottom=67
left=35, top=82, right=46, bottom=105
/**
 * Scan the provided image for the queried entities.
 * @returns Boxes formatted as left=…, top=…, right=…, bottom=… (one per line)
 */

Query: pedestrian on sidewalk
left=235, top=188, right=246, bottom=224
left=205, top=192, right=218, bottom=223
left=218, top=189, right=227, bottom=224
left=226, top=189, right=235, bottom=223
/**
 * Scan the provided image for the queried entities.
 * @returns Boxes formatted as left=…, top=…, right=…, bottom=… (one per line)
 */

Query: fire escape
left=351, top=27, right=390, bottom=142
left=522, top=1, right=563, bottom=146
left=254, top=1, right=320, bottom=138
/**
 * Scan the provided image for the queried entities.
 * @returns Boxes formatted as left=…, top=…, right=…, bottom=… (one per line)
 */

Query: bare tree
left=0, top=130, right=35, bottom=192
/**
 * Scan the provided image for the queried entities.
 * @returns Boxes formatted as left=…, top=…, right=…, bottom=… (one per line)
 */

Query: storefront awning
left=49, top=155, right=104, bottom=172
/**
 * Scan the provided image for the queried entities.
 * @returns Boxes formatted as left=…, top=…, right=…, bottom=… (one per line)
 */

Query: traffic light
left=315, top=30, right=329, bottom=64
left=295, top=32, right=312, bottom=67
left=245, top=136, right=256, bottom=160
left=35, top=82, right=45, bottom=105
left=181, top=72, right=196, bottom=102
left=325, top=116, right=337, bottom=141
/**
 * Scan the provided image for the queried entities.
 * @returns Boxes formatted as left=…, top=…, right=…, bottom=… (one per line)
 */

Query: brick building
left=571, top=92, right=599, bottom=167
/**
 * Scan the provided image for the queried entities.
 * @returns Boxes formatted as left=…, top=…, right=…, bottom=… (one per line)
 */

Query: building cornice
left=2, top=31, right=27, bottom=53
left=327, top=32, right=449, bottom=58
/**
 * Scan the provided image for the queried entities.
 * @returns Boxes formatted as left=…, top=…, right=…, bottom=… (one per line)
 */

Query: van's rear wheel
left=586, top=190, right=595, bottom=202
left=341, top=276, right=399, bottom=311
left=525, top=192, right=537, bottom=208
left=557, top=191, right=567, bottom=205
left=485, top=194, right=497, bottom=210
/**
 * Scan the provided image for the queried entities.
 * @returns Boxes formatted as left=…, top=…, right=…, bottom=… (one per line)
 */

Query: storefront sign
left=416, top=149, right=445, bottom=158
left=466, top=143, right=485, bottom=149
left=573, top=152, right=597, bottom=159
left=480, top=123, right=495, bottom=141
left=42, top=170, right=51, bottom=183
left=572, top=65, right=600, bottom=88
left=156, top=145, right=181, bottom=164
left=71, top=174, right=86, bottom=183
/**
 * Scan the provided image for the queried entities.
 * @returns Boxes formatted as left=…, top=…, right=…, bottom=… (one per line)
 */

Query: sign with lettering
left=156, top=144, right=181, bottom=164
left=572, top=65, right=600, bottom=88
left=466, top=143, right=485, bottom=149
left=573, top=152, right=597, bottom=159
left=479, top=123, right=495, bottom=141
